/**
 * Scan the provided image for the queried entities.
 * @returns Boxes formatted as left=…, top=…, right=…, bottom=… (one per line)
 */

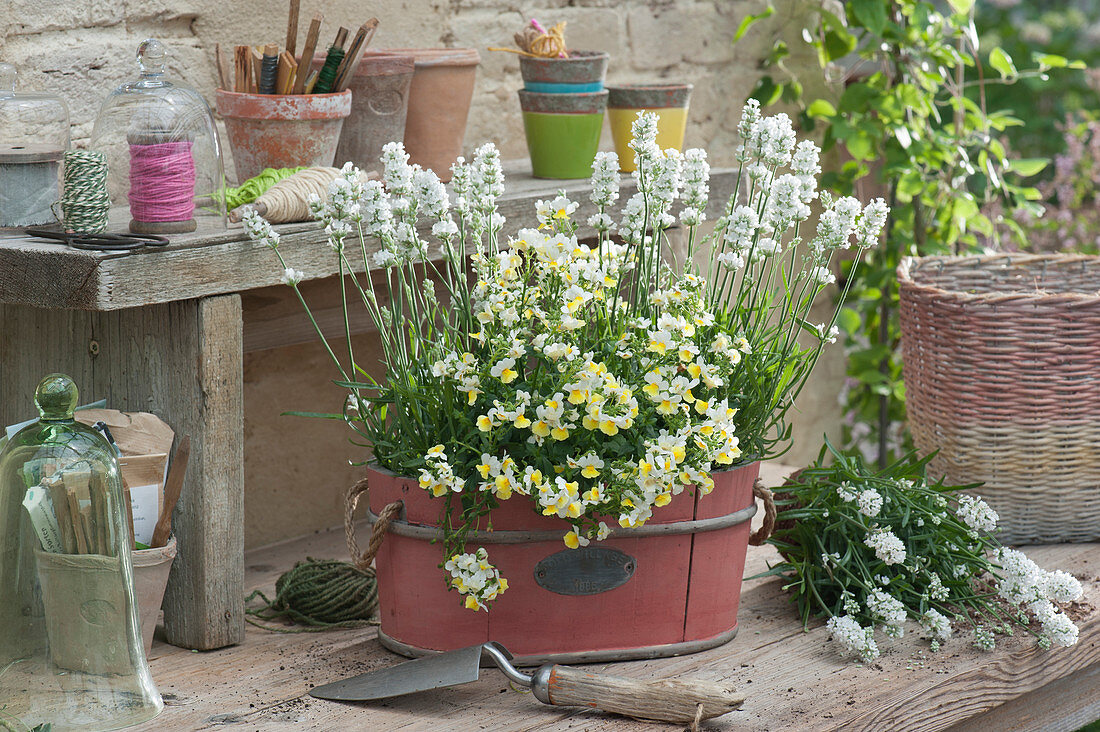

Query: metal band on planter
left=362, top=501, right=758, bottom=543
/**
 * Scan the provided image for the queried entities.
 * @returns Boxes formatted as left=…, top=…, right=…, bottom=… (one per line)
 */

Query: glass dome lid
left=90, top=39, right=225, bottom=234
left=0, top=61, right=70, bottom=153
left=0, top=374, right=162, bottom=731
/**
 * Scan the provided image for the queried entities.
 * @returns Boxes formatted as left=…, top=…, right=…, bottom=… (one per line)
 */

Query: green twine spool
left=312, top=46, right=346, bottom=94
left=215, top=166, right=307, bottom=210
left=61, top=150, right=111, bottom=234
left=245, top=558, right=379, bottom=632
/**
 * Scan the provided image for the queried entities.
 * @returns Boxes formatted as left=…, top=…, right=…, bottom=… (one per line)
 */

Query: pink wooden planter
left=367, top=461, right=759, bottom=665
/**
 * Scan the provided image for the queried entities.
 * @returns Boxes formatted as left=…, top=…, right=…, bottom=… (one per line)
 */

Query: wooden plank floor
left=134, top=465, right=1100, bottom=731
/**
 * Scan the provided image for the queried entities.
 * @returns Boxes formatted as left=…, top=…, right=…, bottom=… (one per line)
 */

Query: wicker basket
left=898, top=254, right=1100, bottom=544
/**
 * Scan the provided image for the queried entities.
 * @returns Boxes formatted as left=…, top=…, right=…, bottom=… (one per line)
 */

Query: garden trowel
left=309, top=641, right=744, bottom=724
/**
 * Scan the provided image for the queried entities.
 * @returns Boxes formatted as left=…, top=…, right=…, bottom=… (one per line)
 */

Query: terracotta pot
left=132, top=535, right=177, bottom=654
left=520, top=50, right=609, bottom=93
left=519, top=90, right=607, bottom=180
left=608, top=83, right=693, bottom=173
left=303, top=53, right=415, bottom=172
left=215, top=89, right=351, bottom=182
left=367, top=461, right=759, bottom=666
left=365, top=48, right=479, bottom=182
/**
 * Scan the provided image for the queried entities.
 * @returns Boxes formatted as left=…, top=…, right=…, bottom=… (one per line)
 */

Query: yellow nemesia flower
left=581, top=465, right=600, bottom=479
left=655, top=493, right=672, bottom=507
left=532, top=420, right=551, bottom=437
left=465, top=595, right=481, bottom=611
left=599, top=420, right=619, bottom=436
left=514, top=414, right=532, bottom=428
left=500, top=367, right=518, bottom=383
left=476, top=415, right=493, bottom=432
left=551, top=427, right=570, bottom=441
left=563, top=531, right=580, bottom=549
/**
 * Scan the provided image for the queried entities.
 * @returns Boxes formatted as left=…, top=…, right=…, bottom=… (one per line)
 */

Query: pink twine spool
left=128, top=141, right=196, bottom=222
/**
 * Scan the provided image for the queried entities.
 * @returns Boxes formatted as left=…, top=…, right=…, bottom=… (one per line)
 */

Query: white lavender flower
left=680, top=148, right=709, bottom=224
left=629, top=112, right=661, bottom=179
left=927, top=573, right=950, bottom=601
left=956, top=494, right=999, bottom=533
left=1041, top=570, right=1084, bottom=603
left=826, top=615, right=880, bottom=662
left=242, top=208, right=280, bottom=248
left=280, top=267, right=304, bottom=286
left=747, top=112, right=796, bottom=168
left=381, top=141, right=414, bottom=196
left=717, top=251, right=745, bottom=271
left=837, top=481, right=859, bottom=502
left=996, top=548, right=1044, bottom=605
left=736, top=99, right=762, bottom=160
left=864, top=527, right=907, bottom=566
left=791, top=139, right=822, bottom=196
left=856, top=198, right=890, bottom=248
left=973, top=625, right=996, bottom=651
left=590, top=151, right=621, bottom=208
left=866, top=589, right=907, bottom=638
left=920, top=609, right=953, bottom=642
left=413, top=167, right=450, bottom=221
left=810, top=266, right=836, bottom=285
left=359, top=179, right=396, bottom=239
left=762, top=173, right=809, bottom=230
left=857, top=489, right=883, bottom=517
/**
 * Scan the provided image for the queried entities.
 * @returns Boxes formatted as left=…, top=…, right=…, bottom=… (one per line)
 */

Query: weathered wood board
left=128, top=464, right=1100, bottom=731
left=0, top=295, right=245, bottom=650
left=0, top=162, right=737, bottom=311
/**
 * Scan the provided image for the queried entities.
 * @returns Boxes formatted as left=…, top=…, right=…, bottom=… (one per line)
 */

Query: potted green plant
left=243, top=103, right=888, bottom=662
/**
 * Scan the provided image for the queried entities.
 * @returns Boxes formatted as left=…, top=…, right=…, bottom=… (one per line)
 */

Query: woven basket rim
left=897, top=254, right=1100, bottom=304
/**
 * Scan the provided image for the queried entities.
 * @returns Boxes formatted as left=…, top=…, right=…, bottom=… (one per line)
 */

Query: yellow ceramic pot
left=607, top=83, right=693, bottom=173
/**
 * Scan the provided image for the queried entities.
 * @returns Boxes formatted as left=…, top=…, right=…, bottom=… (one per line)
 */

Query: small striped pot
left=520, top=50, right=609, bottom=94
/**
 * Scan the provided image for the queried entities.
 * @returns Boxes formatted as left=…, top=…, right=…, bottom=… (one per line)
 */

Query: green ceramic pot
left=518, top=90, right=607, bottom=179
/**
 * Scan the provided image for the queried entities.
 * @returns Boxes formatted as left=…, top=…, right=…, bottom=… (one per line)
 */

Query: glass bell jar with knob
left=90, top=38, right=225, bottom=234
left=0, top=374, right=162, bottom=731
left=0, top=61, right=70, bottom=228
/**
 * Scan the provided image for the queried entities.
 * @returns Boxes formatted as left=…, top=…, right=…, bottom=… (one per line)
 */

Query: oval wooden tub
left=366, top=461, right=759, bottom=666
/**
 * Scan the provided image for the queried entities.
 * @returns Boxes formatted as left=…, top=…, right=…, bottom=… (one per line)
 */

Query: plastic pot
left=365, top=48, right=480, bottom=182
left=215, top=89, right=351, bottom=182
left=608, top=83, right=693, bottom=173
left=520, top=50, right=609, bottom=93
left=519, top=90, right=607, bottom=180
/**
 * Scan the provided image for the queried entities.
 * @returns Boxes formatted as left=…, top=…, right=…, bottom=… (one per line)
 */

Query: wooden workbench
left=0, top=163, right=737, bottom=651
left=133, top=464, right=1100, bottom=731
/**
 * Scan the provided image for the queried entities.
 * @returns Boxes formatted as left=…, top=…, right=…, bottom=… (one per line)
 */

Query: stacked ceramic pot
left=517, top=51, right=608, bottom=179
left=607, top=83, right=693, bottom=173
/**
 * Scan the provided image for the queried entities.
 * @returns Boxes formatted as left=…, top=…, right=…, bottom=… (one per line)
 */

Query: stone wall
left=2, top=0, right=810, bottom=163
left=3, top=0, right=843, bottom=548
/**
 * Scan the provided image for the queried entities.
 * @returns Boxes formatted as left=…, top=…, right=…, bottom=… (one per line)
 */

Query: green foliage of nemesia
left=763, top=440, right=1084, bottom=662
left=244, top=106, right=889, bottom=611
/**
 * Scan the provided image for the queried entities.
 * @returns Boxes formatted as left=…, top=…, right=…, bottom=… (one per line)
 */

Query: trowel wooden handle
left=530, top=664, right=744, bottom=723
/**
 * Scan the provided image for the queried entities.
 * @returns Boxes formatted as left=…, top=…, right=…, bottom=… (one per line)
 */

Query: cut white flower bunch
left=763, top=441, right=1084, bottom=662
left=244, top=102, right=888, bottom=611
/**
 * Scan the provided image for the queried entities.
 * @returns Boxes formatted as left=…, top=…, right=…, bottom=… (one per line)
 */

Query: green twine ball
left=246, top=558, right=379, bottom=630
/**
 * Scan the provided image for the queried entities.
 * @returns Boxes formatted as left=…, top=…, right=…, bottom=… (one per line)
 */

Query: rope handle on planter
left=345, top=476, right=403, bottom=571
left=748, top=478, right=776, bottom=546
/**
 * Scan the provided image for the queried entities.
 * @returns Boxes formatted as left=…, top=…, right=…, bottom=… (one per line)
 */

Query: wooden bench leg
left=0, top=295, right=245, bottom=650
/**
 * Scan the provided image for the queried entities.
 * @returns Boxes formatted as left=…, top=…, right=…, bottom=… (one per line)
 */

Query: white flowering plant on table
left=243, top=102, right=889, bottom=611
left=763, top=440, right=1084, bottom=662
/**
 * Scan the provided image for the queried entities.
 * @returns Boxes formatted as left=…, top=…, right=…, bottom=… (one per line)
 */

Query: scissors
left=23, top=226, right=170, bottom=251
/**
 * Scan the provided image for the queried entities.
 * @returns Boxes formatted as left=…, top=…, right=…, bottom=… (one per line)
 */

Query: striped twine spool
left=61, top=150, right=111, bottom=234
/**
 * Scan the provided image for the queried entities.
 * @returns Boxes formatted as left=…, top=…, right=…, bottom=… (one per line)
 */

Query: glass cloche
left=90, top=39, right=225, bottom=234
left=0, top=374, right=162, bottom=731
left=0, top=62, right=70, bottom=227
